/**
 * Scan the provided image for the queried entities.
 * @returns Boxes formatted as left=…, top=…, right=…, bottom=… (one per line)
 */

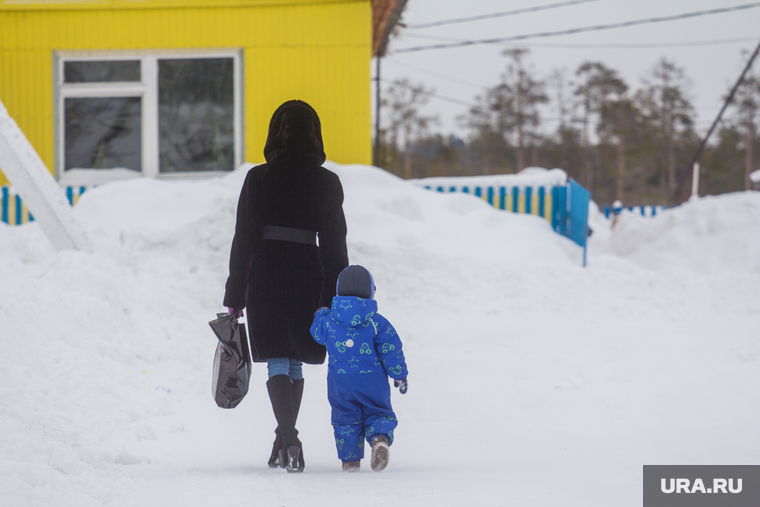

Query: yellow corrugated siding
left=0, top=1, right=371, bottom=186
left=0, top=0, right=359, bottom=10
left=0, top=48, right=55, bottom=186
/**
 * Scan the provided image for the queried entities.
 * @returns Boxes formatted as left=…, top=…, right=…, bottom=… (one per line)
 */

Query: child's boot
left=370, top=436, right=389, bottom=472
left=342, top=460, right=361, bottom=472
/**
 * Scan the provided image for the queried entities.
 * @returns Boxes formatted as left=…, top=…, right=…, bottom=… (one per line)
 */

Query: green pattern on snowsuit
left=309, top=297, right=408, bottom=380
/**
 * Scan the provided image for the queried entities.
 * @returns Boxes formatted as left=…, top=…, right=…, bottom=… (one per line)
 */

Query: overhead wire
left=399, top=34, right=760, bottom=50
left=379, top=77, right=484, bottom=111
left=379, top=77, right=572, bottom=123
left=395, top=3, right=760, bottom=53
left=379, top=77, right=738, bottom=128
left=407, top=0, right=599, bottom=30
left=385, top=59, right=484, bottom=88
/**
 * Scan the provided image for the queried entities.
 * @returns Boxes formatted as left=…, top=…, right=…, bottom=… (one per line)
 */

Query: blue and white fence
left=603, top=204, right=672, bottom=219
left=1, top=185, right=91, bottom=225
left=412, top=169, right=591, bottom=265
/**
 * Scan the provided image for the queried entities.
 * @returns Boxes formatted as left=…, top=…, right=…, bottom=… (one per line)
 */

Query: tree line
left=377, top=49, right=760, bottom=206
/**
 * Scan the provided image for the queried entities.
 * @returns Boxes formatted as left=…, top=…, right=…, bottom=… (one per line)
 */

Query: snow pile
left=0, top=163, right=758, bottom=507
left=588, top=192, right=760, bottom=275
left=410, top=166, right=567, bottom=191
left=59, top=168, right=142, bottom=187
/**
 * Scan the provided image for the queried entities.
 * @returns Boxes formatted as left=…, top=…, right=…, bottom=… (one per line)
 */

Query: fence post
left=691, top=162, right=700, bottom=198
left=1, top=186, right=7, bottom=224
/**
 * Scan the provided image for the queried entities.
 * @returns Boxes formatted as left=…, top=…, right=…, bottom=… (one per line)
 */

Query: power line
left=395, top=3, right=760, bottom=53
left=380, top=78, right=570, bottom=123
left=385, top=60, right=484, bottom=89
left=407, top=0, right=598, bottom=30
left=514, top=37, right=760, bottom=49
left=401, top=33, right=760, bottom=50
left=380, top=77, right=482, bottom=111
left=380, top=76, right=744, bottom=127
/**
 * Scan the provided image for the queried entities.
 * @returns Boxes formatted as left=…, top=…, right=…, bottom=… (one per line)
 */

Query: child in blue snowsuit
left=310, top=265, right=408, bottom=472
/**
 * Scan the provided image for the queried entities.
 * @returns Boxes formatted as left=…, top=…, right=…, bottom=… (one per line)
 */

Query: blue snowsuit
left=310, top=296, right=408, bottom=462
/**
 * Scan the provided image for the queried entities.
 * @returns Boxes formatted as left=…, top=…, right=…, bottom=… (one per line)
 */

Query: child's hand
left=394, top=378, right=408, bottom=394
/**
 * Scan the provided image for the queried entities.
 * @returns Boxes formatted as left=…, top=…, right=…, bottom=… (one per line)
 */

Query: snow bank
left=410, top=166, right=567, bottom=190
left=0, top=163, right=758, bottom=507
left=59, top=168, right=142, bottom=187
left=589, top=192, right=760, bottom=275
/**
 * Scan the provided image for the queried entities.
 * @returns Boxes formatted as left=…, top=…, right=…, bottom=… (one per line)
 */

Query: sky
left=378, top=0, right=760, bottom=139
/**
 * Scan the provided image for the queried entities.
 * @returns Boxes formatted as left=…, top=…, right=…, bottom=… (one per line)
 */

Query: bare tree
left=574, top=62, right=628, bottom=190
left=382, top=78, right=438, bottom=178
left=461, top=49, right=547, bottom=173
left=500, top=49, right=548, bottom=171
left=459, top=88, right=511, bottom=174
left=549, top=68, right=572, bottom=171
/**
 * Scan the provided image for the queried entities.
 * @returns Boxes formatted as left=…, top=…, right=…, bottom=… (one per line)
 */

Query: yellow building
left=0, top=0, right=404, bottom=188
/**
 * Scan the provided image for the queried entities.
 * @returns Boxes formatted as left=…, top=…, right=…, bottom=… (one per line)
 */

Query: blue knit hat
left=336, top=265, right=375, bottom=299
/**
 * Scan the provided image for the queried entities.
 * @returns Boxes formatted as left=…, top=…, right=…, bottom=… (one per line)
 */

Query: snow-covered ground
left=1, top=162, right=758, bottom=506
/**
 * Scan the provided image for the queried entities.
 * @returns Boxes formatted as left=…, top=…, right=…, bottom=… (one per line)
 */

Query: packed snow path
left=1, top=163, right=758, bottom=506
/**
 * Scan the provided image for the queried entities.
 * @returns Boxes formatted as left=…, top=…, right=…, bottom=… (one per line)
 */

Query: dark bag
left=209, top=312, right=251, bottom=409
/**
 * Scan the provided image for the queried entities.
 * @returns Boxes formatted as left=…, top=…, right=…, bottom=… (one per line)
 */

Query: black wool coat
left=223, top=100, right=348, bottom=364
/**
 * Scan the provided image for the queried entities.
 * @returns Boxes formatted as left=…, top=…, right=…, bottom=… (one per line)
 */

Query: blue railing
left=417, top=177, right=590, bottom=266
left=423, top=183, right=558, bottom=223
left=603, top=204, right=673, bottom=219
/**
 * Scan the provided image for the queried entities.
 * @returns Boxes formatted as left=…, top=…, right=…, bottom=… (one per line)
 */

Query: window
left=65, top=96, right=142, bottom=171
left=56, top=51, right=242, bottom=181
left=158, top=58, right=235, bottom=173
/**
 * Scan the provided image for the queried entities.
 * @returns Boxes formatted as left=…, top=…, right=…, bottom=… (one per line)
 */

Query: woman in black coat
left=223, top=100, right=348, bottom=473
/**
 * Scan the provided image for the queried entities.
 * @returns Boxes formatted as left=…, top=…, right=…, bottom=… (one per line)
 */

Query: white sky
left=378, top=0, right=760, bottom=139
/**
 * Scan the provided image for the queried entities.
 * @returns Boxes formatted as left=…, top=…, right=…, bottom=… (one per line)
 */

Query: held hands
left=227, top=307, right=244, bottom=319
left=394, top=378, right=408, bottom=394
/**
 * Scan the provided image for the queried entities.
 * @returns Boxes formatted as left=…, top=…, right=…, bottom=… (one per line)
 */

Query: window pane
left=64, top=60, right=141, bottom=83
left=64, top=97, right=142, bottom=171
left=158, top=58, right=234, bottom=173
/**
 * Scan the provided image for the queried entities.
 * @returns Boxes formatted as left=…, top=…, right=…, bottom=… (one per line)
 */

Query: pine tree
left=635, top=58, right=695, bottom=196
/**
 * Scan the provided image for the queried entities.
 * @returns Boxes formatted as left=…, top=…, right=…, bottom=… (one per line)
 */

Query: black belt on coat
left=262, top=225, right=317, bottom=245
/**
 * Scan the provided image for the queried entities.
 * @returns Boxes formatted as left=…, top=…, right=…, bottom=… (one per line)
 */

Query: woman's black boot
left=268, top=434, right=283, bottom=468
left=267, top=378, right=304, bottom=468
left=266, top=375, right=304, bottom=472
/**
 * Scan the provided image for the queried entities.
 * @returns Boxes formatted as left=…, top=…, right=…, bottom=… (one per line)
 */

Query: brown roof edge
left=372, top=0, right=408, bottom=57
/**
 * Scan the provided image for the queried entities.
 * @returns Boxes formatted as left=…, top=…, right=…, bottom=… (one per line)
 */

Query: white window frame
left=54, top=49, right=243, bottom=182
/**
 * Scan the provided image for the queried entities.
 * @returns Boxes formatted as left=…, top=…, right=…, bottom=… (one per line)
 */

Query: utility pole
left=669, top=38, right=760, bottom=205
left=372, top=0, right=408, bottom=168
left=374, top=55, right=382, bottom=167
